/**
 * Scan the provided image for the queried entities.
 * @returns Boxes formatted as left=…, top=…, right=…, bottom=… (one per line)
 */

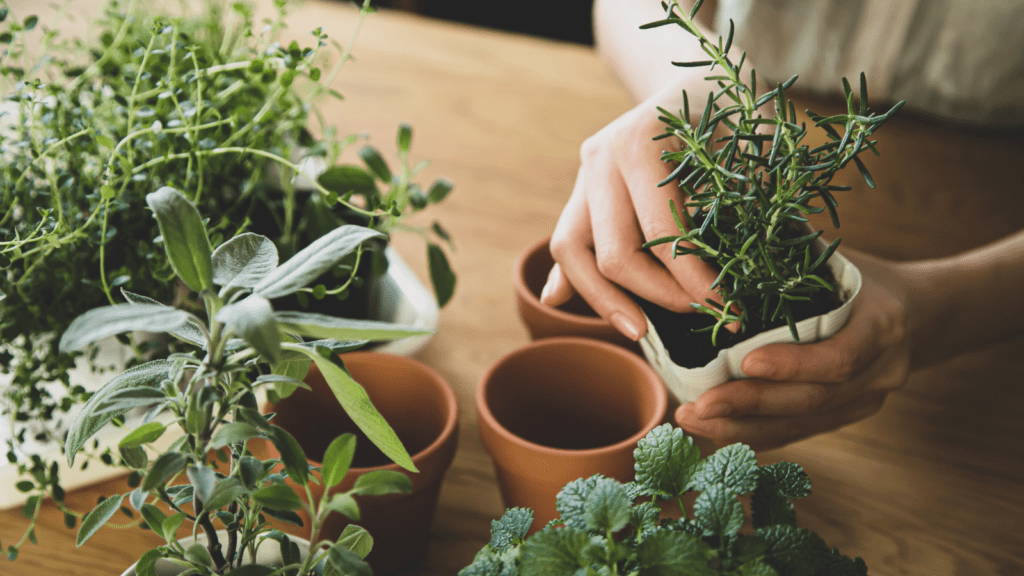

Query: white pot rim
left=639, top=249, right=863, bottom=403
left=119, top=530, right=311, bottom=576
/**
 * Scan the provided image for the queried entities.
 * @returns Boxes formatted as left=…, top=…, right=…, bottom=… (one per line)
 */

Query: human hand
left=539, top=88, right=724, bottom=341
left=674, top=250, right=914, bottom=451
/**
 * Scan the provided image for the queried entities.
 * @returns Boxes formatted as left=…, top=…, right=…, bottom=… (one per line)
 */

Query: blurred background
left=370, top=0, right=596, bottom=44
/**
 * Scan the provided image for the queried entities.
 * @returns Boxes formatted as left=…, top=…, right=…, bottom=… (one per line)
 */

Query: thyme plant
left=461, top=424, right=867, bottom=576
left=0, top=0, right=453, bottom=554
left=643, top=0, right=903, bottom=346
left=57, top=186, right=424, bottom=574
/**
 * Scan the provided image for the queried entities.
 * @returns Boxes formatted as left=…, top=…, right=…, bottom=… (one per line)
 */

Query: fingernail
left=699, top=402, right=731, bottom=419
left=539, top=281, right=553, bottom=304
left=744, top=359, right=776, bottom=378
left=608, top=312, right=643, bottom=341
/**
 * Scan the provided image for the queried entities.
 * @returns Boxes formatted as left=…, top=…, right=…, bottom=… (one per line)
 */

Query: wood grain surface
left=1, top=1, right=1022, bottom=574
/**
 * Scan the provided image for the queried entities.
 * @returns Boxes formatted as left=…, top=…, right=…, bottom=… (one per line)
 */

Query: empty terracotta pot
left=477, top=337, right=667, bottom=533
left=253, top=352, right=459, bottom=575
left=513, top=236, right=640, bottom=352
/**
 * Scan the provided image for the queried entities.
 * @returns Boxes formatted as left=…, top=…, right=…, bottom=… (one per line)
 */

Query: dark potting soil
left=632, top=267, right=845, bottom=369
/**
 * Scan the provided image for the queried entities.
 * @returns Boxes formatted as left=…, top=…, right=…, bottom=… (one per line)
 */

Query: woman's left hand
left=674, top=250, right=915, bottom=451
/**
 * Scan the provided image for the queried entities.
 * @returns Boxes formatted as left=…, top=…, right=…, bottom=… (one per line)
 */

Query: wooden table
left=2, top=1, right=1023, bottom=574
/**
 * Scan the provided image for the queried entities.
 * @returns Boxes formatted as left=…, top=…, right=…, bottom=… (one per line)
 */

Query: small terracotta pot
left=253, top=352, right=459, bottom=575
left=513, top=236, right=640, bottom=352
left=477, top=337, right=667, bottom=533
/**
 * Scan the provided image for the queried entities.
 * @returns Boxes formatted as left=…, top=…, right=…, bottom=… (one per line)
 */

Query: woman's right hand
left=539, top=88, right=726, bottom=341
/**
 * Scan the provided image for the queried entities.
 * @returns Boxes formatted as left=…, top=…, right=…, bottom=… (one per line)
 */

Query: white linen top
left=714, top=0, right=1024, bottom=127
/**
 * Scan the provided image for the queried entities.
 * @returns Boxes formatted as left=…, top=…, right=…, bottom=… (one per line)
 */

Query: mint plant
left=46, top=187, right=426, bottom=574
left=642, top=0, right=902, bottom=346
left=461, top=424, right=867, bottom=576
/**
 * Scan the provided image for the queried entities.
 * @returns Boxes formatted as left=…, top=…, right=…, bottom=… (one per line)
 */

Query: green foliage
left=460, top=424, right=867, bottom=576
left=49, top=187, right=421, bottom=572
left=1, top=0, right=454, bottom=562
left=643, top=0, right=903, bottom=345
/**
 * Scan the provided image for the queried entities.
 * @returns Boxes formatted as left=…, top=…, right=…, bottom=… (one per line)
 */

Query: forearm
left=594, top=0, right=724, bottom=103
left=904, top=228, right=1024, bottom=368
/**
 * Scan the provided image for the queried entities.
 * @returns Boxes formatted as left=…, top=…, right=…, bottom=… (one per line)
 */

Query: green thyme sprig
left=642, top=0, right=903, bottom=345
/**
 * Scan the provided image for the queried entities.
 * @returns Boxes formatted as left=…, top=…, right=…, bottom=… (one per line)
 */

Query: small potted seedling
left=461, top=424, right=868, bottom=575
left=56, top=187, right=427, bottom=575
left=635, top=0, right=903, bottom=401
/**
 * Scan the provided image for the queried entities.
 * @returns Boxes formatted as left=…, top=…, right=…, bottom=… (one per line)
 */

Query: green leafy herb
left=461, top=424, right=867, bottom=576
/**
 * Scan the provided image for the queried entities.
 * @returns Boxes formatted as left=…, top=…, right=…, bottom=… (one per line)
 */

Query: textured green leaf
left=77, top=494, right=124, bottom=547
left=146, top=187, right=213, bottom=292
left=427, top=242, right=456, bottom=307
left=352, top=470, right=412, bottom=496
left=337, top=524, right=374, bottom=559
left=694, top=483, right=745, bottom=538
left=751, top=476, right=797, bottom=528
left=738, top=559, right=780, bottom=576
left=254, top=225, right=385, bottom=299
left=140, top=504, right=168, bottom=540
left=630, top=501, right=661, bottom=537
left=65, top=360, right=172, bottom=465
left=224, top=566, right=275, bottom=576
left=59, top=304, right=188, bottom=352
left=759, top=462, right=812, bottom=499
left=142, top=452, right=188, bottom=492
left=689, top=443, right=758, bottom=496
left=396, top=123, right=412, bottom=153
left=755, top=525, right=832, bottom=576
left=119, top=422, right=167, bottom=449
left=282, top=343, right=416, bottom=472
left=162, top=512, right=186, bottom=540
left=321, top=434, right=356, bottom=489
left=274, top=312, right=430, bottom=342
left=555, top=475, right=601, bottom=530
left=634, top=424, right=703, bottom=499
left=488, top=507, right=534, bottom=553
left=635, top=529, right=716, bottom=576
left=119, top=445, right=148, bottom=469
left=252, top=483, right=303, bottom=511
left=216, top=293, right=280, bottom=364
left=584, top=477, right=631, bottom=533
left=518, top=527, right=589, bottom=576
left=184, top=542, right=214, bottom=567
left=134, top=547, right=164, bottom=576
left=211, top=233, right=280, bottom=288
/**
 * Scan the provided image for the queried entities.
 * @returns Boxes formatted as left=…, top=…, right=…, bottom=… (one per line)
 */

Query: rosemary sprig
left=643, top=0, right=903, bottom=345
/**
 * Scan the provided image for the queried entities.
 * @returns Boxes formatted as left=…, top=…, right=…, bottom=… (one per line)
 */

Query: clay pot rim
left=476, top=336, right=667, bottom=457
left=513, top=236, right=612, bottom=328
left=272, top=351, right=459, bottom=474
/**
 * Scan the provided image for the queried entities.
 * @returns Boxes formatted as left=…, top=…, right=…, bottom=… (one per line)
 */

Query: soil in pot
left=635, top=254, right=844, bottom=369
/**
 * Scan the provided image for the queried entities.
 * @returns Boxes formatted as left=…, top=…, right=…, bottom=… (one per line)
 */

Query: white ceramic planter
left=639, top=250, right=862, bottom=403
left=119, top=531, right=310, bottom=576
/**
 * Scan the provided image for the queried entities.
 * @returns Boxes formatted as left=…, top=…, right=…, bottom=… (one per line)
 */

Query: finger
left=674, top=392, right=887, bottom=451
left=611, top=124, right=723, bottom=312
left=584, top=138, right=695, bottom=313
left=695, top=342, right=908, bottom=418
left=740, top=299, right=888, bottom=383
left=539, top=263, right=576, bottom=307
left=549, top=170, right=647, bottom=341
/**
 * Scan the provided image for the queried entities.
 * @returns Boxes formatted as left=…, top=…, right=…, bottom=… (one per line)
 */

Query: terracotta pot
left=513, top=236, right=641, bottom=352
left=477, top=337, right=667, bottom=533
left=120, top=531, right=310, bottom=575
left=252, top=352, right=459, bottom=575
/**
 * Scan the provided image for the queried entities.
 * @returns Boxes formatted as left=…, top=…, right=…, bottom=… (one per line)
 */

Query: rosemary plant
left=0, top=0, right=453, bottom=560
left=643, top=0, right=903, bottom=346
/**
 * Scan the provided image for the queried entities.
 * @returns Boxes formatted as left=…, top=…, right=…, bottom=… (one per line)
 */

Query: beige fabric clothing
left=715, top=0, right=1024, bottom=126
